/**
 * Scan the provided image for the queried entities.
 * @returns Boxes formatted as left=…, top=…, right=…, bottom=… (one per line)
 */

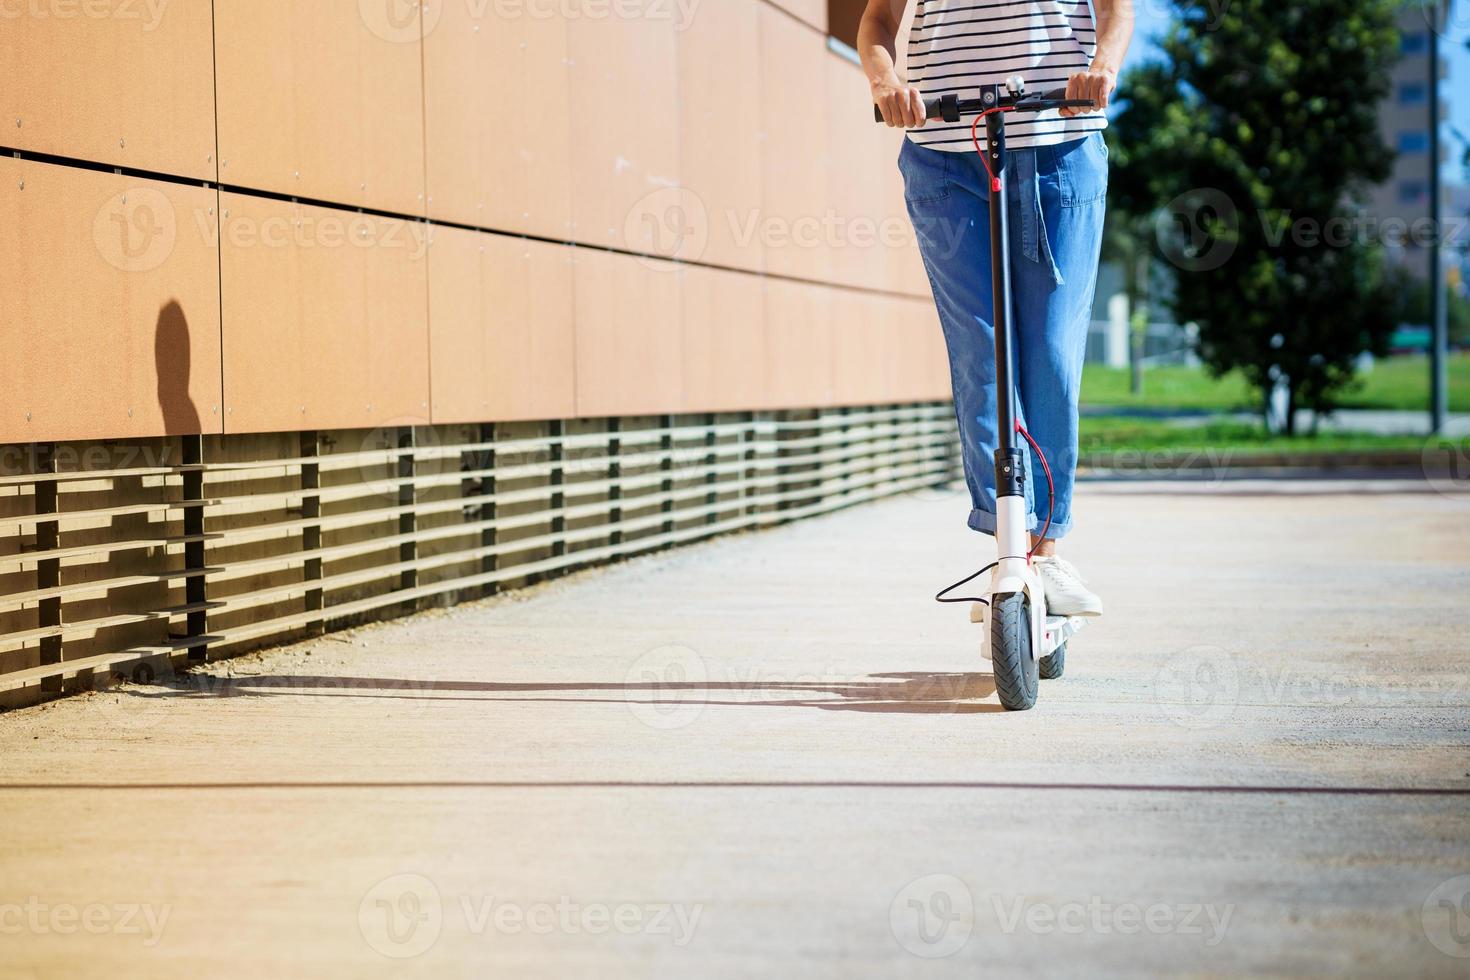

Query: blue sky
left=1120, top=1, right=1469, bottom=186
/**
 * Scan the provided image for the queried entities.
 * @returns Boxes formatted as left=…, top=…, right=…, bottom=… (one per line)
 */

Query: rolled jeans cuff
left=967, top=507, right=1073, bottom=541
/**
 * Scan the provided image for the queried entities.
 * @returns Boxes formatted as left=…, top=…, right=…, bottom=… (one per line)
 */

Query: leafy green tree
left=1108, top=0, right=1403, bottom=433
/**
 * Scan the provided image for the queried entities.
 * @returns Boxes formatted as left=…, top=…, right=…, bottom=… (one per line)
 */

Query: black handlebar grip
left=872, top=93, right=961, bottom=124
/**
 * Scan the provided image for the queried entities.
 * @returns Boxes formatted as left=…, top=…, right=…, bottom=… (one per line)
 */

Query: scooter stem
left=982, top=87, right=1028, bottom=560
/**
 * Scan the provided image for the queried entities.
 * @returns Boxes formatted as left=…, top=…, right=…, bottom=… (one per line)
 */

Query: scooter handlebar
left=872, top=88, right=1092, bottom=124
left=872, top=94, right=960, bottom=124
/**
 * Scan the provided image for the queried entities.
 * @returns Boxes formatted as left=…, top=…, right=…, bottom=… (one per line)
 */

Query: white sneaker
left=1033, top=556, right=1103, bottom=618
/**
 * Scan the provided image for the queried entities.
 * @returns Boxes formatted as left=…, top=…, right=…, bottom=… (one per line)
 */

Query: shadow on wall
left=154, top=300, right=201, bottom=434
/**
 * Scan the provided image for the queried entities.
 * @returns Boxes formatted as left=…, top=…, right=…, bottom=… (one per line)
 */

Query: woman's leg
left=1008, top=134, right=1108, bottom=543
left=897, top=138, right=1040, bottom=538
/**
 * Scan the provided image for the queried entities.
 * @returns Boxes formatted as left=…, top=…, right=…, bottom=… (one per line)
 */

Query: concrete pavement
left=1, top=479, right=1468, bottom=977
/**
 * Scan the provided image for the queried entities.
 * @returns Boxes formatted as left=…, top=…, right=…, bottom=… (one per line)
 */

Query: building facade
left=0, top=0, right=959, bottom=707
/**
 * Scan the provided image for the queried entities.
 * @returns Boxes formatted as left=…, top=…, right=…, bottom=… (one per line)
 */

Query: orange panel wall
left=759, top=4, right=831, bottom=283
left=0, top=2, right=216, bottom=180
left=678, top=0, right=766, bottom=273
left=423, top=2, right=574, bottom=239
left=214, top=0, right=426, bottom=215
left=572, top=249, right=685, bottom=417
left=428, top=229, right=577, bottom=424
left=3, top=0, right=949, bottom=448
left=683, top=266, right=769, bottom=412
left=0, top=159, right=222, bottom=443
left=567, top=7, right=681, bottom=256
left=218, top=194, right=430, bottom=433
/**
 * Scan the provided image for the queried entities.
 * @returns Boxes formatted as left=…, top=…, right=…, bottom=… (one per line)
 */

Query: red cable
left=1016, top=422, right=1054, bottom=560
left=970, top=107, right=1013, bottom=193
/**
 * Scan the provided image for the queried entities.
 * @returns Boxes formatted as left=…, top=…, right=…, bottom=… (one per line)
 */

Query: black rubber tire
left=1039, top=642, right=1066, bottom=680
left=990, top=592, right=1038, bottom=710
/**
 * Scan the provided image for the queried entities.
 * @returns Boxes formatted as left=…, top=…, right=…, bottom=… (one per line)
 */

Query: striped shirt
left=904, top=0, right=1107, bottom=152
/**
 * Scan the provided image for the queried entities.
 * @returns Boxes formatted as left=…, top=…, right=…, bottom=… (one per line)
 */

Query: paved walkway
left=2, top=480, right=1469, bottom=977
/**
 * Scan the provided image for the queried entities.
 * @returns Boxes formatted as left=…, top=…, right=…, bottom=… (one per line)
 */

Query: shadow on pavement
left=99, top=670, right=1004, bottom=715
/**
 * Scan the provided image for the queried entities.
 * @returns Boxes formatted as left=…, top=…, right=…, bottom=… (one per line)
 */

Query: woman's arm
left=859, top=0, right=926, bottom=128
left=1060, top=0, right=1136, bottom=118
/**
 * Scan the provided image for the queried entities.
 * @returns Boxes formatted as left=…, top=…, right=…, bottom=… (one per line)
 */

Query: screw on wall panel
left=18, top=180, right=22, bottom=190
left=120, top=138, right=125, bottom=148
left=207, top=155, right=213, bottom=163
left=127, top=408, right=133, bottom=418
left=25, top=411, right=31, bottom=421
left=15, top=119, right=20, bottom=127
left=121, top=195, right=127, bottom=204
left=223, top=210, right=229, bottom=218
left=294, top=170, right=300, bottom=179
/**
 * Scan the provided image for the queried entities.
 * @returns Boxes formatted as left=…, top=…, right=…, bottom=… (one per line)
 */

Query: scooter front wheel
left=990, top=592, right=1038, bottom=710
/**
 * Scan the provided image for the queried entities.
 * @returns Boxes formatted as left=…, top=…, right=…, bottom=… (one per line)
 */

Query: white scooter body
left=969, top=497, right=1087, bottom=660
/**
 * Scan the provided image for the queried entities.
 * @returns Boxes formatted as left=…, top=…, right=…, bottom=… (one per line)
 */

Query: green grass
left=1079, top=364, right=1256, bottom=412
left=1338, top=353, right=1470, bottom=412
left=1080, top=353, right=1470, bottom=414
left=1078, top=417, right=1437, bottom=454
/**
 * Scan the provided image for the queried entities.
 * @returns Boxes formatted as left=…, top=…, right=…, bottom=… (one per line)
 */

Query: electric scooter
left=876, top=77, right=1097, bottom=711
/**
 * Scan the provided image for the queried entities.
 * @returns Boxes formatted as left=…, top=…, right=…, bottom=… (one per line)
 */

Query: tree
left=1108, top=0, right=1403, bottom=434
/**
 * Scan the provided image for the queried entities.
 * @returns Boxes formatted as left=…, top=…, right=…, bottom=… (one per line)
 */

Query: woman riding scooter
left=859, top=0, right=1134, bottom=618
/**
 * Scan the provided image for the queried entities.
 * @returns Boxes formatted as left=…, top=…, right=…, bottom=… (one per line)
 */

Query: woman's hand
left=1060, top=64, right=1118, bottom=117
left=872, top=75, right=928, bottom=129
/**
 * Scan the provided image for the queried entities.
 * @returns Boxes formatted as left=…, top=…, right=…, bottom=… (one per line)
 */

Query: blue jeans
left=898, top=134, right=1107, bottom=539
